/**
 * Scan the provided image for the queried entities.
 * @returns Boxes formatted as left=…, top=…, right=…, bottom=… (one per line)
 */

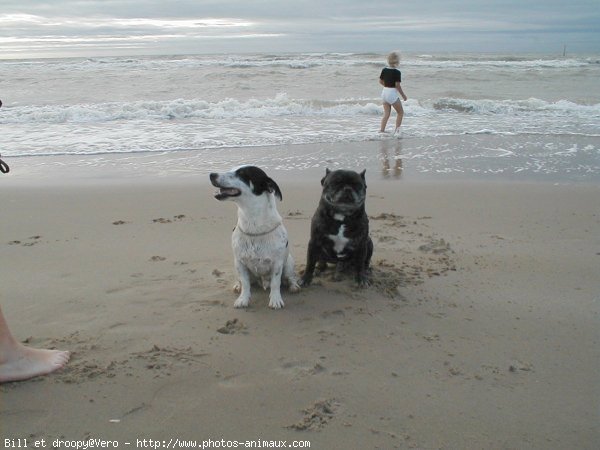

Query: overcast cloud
left=1, top=0, right=598, bottom=59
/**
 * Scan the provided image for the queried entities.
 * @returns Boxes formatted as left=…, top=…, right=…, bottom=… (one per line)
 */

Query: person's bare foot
left=0, top=343, right=70, bottom=382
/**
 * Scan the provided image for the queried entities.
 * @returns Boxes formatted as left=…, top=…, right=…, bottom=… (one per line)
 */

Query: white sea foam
left=2, top=95, right=597, bottom=125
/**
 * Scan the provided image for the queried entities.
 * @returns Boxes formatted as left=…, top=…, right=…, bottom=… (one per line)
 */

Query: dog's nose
left=209, top=173, right=218, bottom=182
left=343, top=186, right=355, bottom=196
left=340, top=186, right=355, bottom=201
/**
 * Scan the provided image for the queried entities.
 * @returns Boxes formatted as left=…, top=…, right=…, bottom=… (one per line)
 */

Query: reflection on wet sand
left=380, top=138, right=403, bottom=179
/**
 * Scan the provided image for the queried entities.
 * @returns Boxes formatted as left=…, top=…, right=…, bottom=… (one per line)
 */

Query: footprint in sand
left=287, top=399, right=339, bottom=431
left=149, top=256, right=166, bottom=262
left=132, top=344, right=208, bottom=377
left=21, top=236, right=42, bottom=247
left=278, top=361, right=327, bottom=379
left=153, top=215, right=186, bottom=224
left=57, top=360, right=118, bottom=384
left=216, top=318, right=246, bottom=335
left=418, top=238, right=452, bottom=254
left=509, top=360, right=534, bottom=373
left=8, top=236, right=43, bottom=246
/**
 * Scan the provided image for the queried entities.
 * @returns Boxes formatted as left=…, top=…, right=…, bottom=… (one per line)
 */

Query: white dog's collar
left=236, top=222, right=282, bottom=237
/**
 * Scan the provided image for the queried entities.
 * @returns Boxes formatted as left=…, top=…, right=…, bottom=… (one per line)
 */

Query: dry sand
left=1, top=158, right=599, bottom=449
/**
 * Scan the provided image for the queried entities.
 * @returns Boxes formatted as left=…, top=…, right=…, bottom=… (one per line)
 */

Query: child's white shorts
left=381, top=87, right=400, bottom=105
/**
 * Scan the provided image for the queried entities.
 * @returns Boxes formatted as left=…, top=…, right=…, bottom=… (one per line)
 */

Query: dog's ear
left=236, top=166, right=282, bottom=200
left=267, top=177, right=283, bottom=201
left=360, top=169, right=366, bottom=181
left=321, top=168, right=331, bottom=186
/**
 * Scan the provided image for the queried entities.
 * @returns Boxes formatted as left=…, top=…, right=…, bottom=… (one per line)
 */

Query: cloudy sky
left=1, top=0, right=598, bottom=59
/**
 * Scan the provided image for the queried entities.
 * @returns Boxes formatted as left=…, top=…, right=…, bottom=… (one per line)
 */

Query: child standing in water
left=379, top=51, right=408, bottom=133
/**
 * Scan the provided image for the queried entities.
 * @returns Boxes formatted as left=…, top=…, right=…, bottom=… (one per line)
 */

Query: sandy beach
left=1, top=142, right=599, bottom=449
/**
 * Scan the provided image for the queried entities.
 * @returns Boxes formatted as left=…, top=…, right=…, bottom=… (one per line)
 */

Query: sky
left=1, top=0, right=599, bottom=59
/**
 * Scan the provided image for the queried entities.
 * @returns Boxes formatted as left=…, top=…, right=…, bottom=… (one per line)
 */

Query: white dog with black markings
left=210, top=166, right=300, bottom=309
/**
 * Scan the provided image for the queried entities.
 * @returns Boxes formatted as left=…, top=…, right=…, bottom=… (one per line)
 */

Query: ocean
left=1, top=52, right=599, bottom=180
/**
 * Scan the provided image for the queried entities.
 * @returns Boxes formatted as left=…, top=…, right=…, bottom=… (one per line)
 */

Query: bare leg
left=392, top=101, right=404, bottom=132
left=380, top=103, right=392, bottom=132
left=0, top=306, right=69, bottom=383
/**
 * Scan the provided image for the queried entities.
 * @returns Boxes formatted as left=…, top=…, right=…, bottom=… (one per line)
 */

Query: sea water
left=1, top=52, right=599, bottom=180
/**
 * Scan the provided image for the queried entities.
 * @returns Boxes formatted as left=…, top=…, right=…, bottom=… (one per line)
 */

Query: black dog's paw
left=314, top=261, right=328, bottom=277
left=358, top=279, right=371, bottom=288
left=356, top=273, right=371, bottom=288
left=298, top=274, right=313, bottom=287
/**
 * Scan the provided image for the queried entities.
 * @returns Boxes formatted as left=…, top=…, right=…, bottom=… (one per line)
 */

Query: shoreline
left=2, top=136, right=599, bottom=186
left=1, top=143, right=599, bottom=448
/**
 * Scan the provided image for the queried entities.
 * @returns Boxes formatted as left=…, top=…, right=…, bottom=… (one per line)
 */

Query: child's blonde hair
left=387, top=51, right=400, bottom=67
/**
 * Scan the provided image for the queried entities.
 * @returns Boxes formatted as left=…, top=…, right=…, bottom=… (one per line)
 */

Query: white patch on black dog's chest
left=327, top=224, right=350, bottom=257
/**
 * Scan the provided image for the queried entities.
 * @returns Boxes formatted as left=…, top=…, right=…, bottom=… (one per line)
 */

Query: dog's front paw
left=288, top=280, right=301, bottom=293
left=298, top=274, right=312, bottom=287
left=314, top=261, right=327, bottom=277
left=233, top=281, right=241, bottom=294
left=234, top=295, right=250, bottom=308
left=357, top=273, right=371, bottom=288
left=268, top=293, right=285, bottom=309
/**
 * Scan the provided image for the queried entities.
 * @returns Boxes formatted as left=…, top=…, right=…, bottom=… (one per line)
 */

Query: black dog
left=300, top=169, right=373, bottom=287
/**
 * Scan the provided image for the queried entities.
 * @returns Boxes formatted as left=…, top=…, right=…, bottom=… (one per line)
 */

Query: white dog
left=210, top=166, right=300, bottom=309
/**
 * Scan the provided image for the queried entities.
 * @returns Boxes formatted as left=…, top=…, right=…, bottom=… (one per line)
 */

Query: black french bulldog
left=300, top=168, right=373, bottom=287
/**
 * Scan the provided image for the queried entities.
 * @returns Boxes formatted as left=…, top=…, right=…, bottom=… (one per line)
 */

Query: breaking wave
left=2, top=94, right=598, bottom=125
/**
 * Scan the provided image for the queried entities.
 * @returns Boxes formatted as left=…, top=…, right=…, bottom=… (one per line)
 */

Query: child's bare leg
left=380, top=103, right=392, bottom=132
left=0, top=306, right=69, bottom=383
left=393, top=101, right=404, bottom=132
